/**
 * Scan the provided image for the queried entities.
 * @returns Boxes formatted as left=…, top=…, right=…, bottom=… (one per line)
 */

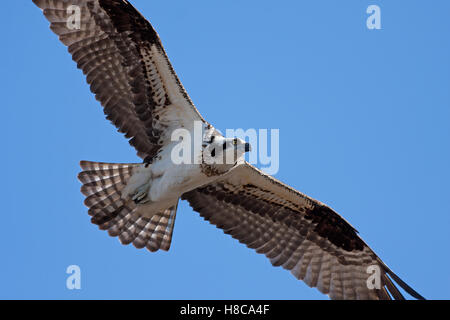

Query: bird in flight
left=33, top=0, right=424, bottom=300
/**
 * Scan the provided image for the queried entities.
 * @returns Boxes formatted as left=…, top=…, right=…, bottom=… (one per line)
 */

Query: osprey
left=34, top=0, right=424, bottom=300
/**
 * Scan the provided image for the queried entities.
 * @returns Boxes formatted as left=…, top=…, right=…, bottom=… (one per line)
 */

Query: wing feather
left=33, top=0, right=205, bottom=159
left=182, top=162, right=424, bottom=300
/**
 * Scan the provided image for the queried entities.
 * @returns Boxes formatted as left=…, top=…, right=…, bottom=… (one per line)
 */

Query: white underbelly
left=123, top=138, right=218, bottom=208
left=148, top=162, right=209, bottom=202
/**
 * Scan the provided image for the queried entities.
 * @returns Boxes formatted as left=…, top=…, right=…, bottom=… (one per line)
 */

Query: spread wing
left=182, top=163, right=424, bottom=300
left=33, top=0, right=205, bottom=159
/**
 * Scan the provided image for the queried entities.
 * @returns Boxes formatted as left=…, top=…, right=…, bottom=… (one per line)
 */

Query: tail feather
left=78, top=161, right=179, bottom=252
left=129, top=216, right=152, bottom=248
left=140, top=204, right=178, bottom=252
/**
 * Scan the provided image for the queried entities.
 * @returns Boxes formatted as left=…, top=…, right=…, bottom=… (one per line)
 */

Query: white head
left=203, top=135, right=251, bottom=166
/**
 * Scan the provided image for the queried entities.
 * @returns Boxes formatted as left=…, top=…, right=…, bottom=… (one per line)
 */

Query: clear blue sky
left=2, top=0, right=449, bottom=299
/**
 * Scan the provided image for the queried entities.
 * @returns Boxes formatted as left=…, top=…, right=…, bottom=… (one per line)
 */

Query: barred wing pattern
left=33, top=0, right=205, bottom=159
left=79, top=161, right=178, bottom=251
left=34, top=0, right=424, bottom=299
left=182, top=163, right=424, bottom=300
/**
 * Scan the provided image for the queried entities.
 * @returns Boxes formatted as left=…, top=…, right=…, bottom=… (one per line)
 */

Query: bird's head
left=204, top=136, right=251, bottom=166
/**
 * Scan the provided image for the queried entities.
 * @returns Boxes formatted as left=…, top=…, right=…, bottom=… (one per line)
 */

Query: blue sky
left=2, top=0, right=449, bottom=299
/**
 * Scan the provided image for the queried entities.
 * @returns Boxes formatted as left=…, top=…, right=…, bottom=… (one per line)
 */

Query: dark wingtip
left=387, top=269, right=426, bottom=300
left=32, top=0, right=46, bottom=10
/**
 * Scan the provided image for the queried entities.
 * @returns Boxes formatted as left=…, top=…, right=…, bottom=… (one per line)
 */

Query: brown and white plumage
left=182, top=163, right=423, bottom=300
left=33, top=0, right=204, bottom=159
left=34, top=0, right=424, bottom=299
left=78, top=161, right=178, bottom=251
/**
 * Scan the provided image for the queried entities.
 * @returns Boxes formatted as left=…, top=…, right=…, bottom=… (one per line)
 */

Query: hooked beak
left=244, top=143, right=251, bottom=152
